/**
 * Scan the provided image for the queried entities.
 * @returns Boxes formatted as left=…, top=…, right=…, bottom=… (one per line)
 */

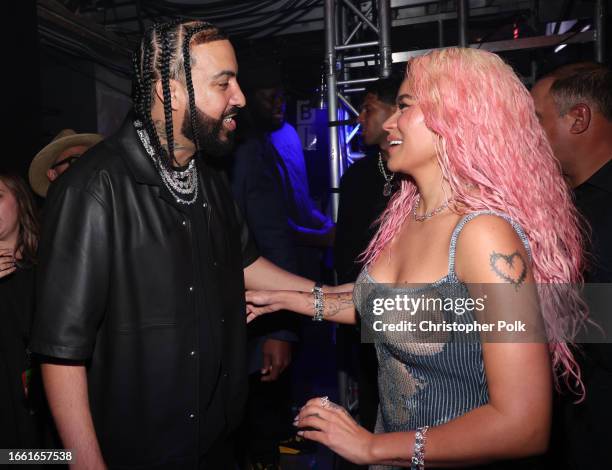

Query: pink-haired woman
left=246, top=47, right=586, bottom=469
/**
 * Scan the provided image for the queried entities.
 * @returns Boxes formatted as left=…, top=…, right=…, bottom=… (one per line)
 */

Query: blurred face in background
left=47, top=144, right=90, bottom=183
left=358, top=92, right=396, bottom=150
left=0, top=178, right=19, bottom=247
left=250, top=87, right=286, bottom=131
left=531, top=77, right=575, bottom=176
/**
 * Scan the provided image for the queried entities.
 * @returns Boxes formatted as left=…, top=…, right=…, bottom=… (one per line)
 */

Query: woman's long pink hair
left=362, top=48, right=587, bottom=394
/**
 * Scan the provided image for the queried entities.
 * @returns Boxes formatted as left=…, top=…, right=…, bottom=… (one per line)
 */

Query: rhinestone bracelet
left=411, top=426, right=429, bottom=470
left=312, top=282, right=324, bottom=322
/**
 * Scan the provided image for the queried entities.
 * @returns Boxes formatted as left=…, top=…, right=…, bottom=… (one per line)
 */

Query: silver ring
left=320, top=396, right=330, bottom=408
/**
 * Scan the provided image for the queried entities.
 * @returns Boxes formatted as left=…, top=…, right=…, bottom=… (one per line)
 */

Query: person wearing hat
left=28, top=129, right=103, bottom=197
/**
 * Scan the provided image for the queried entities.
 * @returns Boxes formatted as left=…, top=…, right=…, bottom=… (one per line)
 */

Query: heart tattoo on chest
left=489, top=251, right=527, bottom=288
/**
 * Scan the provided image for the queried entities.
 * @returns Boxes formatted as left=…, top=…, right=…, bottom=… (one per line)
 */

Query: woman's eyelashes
left=398, top=102, right=411, bottom=111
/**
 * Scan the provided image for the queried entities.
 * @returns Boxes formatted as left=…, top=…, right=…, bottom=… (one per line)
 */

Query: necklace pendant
left=383, top=181, right=393, bottom=197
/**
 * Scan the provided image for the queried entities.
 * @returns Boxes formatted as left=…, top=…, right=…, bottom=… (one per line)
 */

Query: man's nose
left=232, top=82, right=246, bottom=108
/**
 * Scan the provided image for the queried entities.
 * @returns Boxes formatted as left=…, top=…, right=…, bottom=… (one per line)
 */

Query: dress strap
left=447, top=210, right=532, bottom=277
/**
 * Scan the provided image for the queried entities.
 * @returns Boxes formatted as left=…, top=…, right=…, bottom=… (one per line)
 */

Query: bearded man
left=30, top=20, right=326, bottom=470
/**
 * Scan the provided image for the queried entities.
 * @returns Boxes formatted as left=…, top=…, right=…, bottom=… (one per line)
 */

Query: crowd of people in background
left=0, top=16, right=610, bottom=470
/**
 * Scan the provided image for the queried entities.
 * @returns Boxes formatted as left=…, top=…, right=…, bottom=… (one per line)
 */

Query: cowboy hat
left=29, top=129, right=103, bottom=197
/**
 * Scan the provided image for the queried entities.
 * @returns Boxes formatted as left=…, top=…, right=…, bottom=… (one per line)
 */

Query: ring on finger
left=320, top=396, right=330, bottom=409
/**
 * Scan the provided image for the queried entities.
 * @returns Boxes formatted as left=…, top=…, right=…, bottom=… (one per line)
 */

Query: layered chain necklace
left=134, top=120, right=199, bottom=205
left=413, top=194, right=449, bottom=222
left=377, top=152, right=395, bottom=197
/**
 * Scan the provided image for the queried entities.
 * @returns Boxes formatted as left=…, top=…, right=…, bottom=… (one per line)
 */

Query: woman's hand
left=0, top=248, right=16, bottom=279
left=245, top=290, right=292, bottom=323
left=294, top=396, right=374, bottom=465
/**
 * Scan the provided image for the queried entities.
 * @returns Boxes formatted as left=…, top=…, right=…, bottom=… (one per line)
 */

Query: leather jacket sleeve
left=30, top=182, right=111, bottom=361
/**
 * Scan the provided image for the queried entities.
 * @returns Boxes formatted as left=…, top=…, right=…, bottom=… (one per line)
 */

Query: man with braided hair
left=30, top=20, right=328, bottom=469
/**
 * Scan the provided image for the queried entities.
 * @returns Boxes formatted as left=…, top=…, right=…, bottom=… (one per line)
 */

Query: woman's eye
left=398, top=102, right=410, bottom=110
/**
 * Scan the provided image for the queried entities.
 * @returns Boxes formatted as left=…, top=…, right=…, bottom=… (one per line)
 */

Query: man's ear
left=154, top=79, right=186, bottom=112
left=568, top=103, right=591, bottom=134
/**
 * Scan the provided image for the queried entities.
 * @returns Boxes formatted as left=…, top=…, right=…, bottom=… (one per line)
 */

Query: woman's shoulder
left=453, top=212, right=531, bottom=284
left=456, top=212, right=524, bottom=244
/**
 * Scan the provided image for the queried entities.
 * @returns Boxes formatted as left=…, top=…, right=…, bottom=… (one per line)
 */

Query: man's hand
left=261, top=338, right=292, bottom=382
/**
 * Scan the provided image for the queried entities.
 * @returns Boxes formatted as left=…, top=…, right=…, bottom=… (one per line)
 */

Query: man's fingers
left=275, top=362, right=288, bottom=375
left=261, top=353, right=272, bottom=372
left=261, top=366, right=280, bottom=382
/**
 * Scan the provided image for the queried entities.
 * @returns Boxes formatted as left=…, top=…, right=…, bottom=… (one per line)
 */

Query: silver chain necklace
left=134, top=120, right=199, bottom=205
left=413, top=194, right=449, bottom=222
left=377, top=152, right=395, bottom=197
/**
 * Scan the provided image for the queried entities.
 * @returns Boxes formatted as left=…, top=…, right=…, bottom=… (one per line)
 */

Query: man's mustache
left=222, top=107, right=241, bottom=119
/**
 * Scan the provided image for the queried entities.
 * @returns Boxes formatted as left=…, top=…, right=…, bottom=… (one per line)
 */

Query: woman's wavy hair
left=0, top=173, right=40, bottom=266
left=362, top=48, right=587, bottom=394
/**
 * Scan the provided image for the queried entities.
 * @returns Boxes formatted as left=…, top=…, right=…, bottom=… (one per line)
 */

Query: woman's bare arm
left=246, top=289, right=358, bottom=325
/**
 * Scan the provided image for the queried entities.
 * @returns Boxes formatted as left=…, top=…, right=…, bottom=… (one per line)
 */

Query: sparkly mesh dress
left=353, top=211, right=532, bottom=470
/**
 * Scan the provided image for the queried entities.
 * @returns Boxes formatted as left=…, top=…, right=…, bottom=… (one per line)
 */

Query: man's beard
left=182, top=105, right=238, bottom=158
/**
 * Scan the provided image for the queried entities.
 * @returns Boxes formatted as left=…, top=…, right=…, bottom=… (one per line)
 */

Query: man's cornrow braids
left=182, top=23, right=213, bottom=154
left=142, top=24, right=168, bottom=167
left=160, top=24, right=176, bottom=166
left=131, top=24, right=165, bottom=167
left=131, top=49, right=144, bottom=118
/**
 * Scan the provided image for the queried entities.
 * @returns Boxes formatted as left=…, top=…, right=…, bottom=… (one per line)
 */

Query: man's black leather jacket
left=30, top=115, right=258, bottom=468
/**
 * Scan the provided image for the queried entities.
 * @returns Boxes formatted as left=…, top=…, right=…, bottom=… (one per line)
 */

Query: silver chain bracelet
left=312, top=282, right=324, bottom=322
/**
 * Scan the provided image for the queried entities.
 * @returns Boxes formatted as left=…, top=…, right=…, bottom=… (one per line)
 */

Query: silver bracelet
left=411, top=426, right=429, bottom=470
left=312, top=282, right=324, bottom=322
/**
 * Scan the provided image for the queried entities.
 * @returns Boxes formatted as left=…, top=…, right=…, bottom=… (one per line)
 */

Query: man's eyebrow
left=211, top=70, right=236, bottom=80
